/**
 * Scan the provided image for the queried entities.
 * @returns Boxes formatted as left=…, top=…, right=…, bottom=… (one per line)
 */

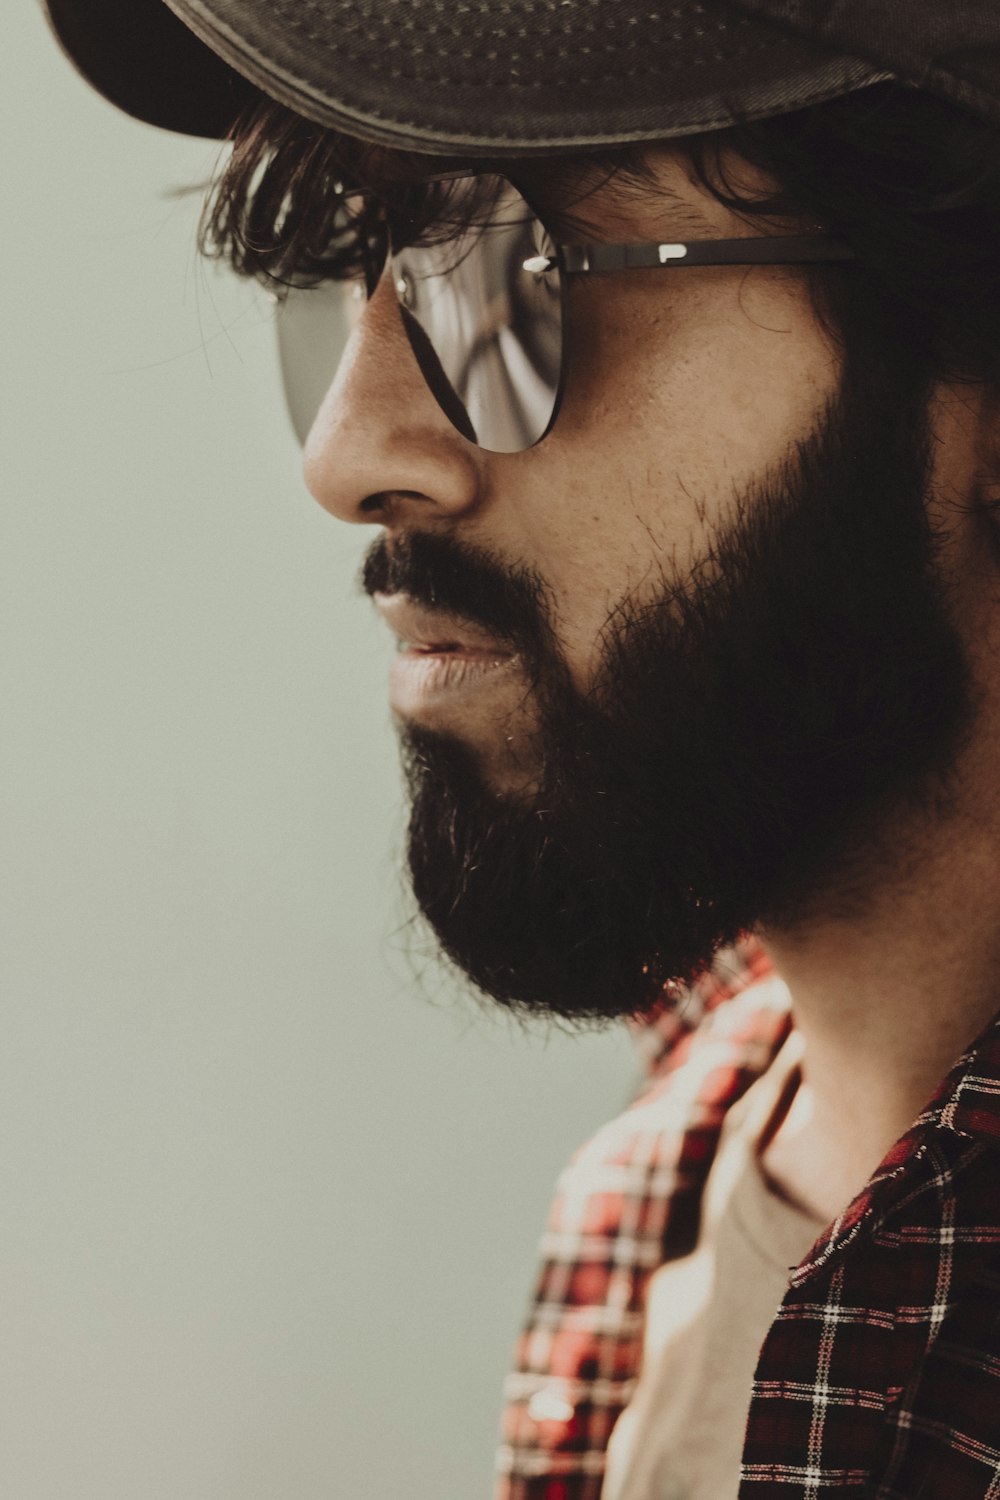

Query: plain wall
left=2, top=8, right=638, bottom=1498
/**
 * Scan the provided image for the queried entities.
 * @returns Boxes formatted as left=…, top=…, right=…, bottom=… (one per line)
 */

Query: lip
left=373, top=592, right=512, bottom=654
left=373, top=592, right=518, bottom=718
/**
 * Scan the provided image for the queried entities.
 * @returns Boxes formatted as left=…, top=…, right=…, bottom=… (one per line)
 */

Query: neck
left=756, top=810, right=1000, bottom=1223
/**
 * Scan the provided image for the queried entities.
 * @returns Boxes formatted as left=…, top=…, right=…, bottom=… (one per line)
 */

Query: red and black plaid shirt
left=495, top=939, right=1000, bottom=1498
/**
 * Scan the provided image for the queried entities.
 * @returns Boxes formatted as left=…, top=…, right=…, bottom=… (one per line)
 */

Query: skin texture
left=303, top=149, right=1000, bottom=1219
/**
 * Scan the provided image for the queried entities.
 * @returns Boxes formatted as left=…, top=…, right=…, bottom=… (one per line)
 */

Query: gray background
left=3, top=6, right=637, bottom=1497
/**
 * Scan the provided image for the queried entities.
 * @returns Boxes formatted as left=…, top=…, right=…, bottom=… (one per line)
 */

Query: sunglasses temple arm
left=557, top=235, right=856, bottom=274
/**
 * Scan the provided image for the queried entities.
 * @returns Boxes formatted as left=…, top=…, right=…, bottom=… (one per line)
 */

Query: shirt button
left=527, top=1389, right=575, bottom=1423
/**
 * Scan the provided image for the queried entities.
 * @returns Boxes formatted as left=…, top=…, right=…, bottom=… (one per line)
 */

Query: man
left=44, top=2, right=1000, bottom=1496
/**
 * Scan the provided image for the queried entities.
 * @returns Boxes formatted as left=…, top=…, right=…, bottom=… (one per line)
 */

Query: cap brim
left=43, top=0, right=257, bottom=137
left=44, top=0, right=886, bottom=154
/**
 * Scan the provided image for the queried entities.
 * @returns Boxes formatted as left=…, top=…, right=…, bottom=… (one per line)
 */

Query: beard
left=363, top=343, right=975, bottom=1023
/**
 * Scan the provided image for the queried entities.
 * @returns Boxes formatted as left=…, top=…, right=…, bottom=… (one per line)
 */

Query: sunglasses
left=276, top=171, right=856, bottom=455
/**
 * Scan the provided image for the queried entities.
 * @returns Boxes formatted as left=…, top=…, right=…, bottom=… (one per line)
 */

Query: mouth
left=373, top=592, right=513, bottom=655
left=373, top=591, right=519, bottom=719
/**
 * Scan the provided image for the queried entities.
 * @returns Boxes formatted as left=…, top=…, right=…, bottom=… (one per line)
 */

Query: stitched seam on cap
left=259, top=59, right=886, bottom=144
left=268, top=0, right=752, bottom=57
left=356, top=63, right=885, bottom=137
left=371, top=35, right=786, bottom=86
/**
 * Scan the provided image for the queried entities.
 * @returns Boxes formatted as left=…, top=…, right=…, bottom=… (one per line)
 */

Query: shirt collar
left=935, top=1005, right=1000, bottom=1144
left=792, top=1004, right=1000, bottom=1285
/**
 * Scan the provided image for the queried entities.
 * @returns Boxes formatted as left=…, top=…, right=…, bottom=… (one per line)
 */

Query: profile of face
left=304, top=149, right=974, bottom=1022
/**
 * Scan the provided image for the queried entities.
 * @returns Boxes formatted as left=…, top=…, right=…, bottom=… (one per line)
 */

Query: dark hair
left=200, top=81, right=1000, bottom=388
left=198, top=99, right=659, bottom=290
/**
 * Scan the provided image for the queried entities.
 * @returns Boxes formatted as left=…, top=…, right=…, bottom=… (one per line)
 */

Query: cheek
left=516, top=272, right=841, bottom=681
left=569, top=272, right=840, bottom=490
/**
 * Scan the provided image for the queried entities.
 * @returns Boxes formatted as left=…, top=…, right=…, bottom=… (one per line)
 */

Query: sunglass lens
left=274, top=176, right=563, bottom=453
left=276, top=278, right=359, bottom=446
left=391, top=177, right=563, bottom=452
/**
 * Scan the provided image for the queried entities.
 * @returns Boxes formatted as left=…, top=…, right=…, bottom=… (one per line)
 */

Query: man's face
left=303, top=149, right=974, bottom=1020
left=307, top=152, right=845, bottom=723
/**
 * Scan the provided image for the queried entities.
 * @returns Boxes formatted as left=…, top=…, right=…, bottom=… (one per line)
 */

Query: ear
left=967, top=387, right=1000, bottom=550
left=931, top=384, right=1000, bottom=518
left=912, top=384, right=1000, bottom=617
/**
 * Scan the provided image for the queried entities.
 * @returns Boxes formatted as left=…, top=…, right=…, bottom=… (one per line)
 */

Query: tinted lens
left=276, top=277, right=359, bottom=447
left=391, top=176, right=563, bottom=452
left=275, top=176, right=563, bottom=454
left=275, top=175, right=563, bottom=450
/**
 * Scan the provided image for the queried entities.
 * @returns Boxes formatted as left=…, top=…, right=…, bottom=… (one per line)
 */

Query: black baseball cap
left=43, top=0, right=1000, bottom=155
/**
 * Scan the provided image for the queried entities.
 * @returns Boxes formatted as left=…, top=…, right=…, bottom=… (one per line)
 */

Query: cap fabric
left=43, top=0, right=1000, bottom=154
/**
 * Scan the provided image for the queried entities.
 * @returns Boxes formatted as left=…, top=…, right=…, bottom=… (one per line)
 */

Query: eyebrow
left=513, top=167, right=721, bottom=244
left=627, top=181, right=721, bottom=239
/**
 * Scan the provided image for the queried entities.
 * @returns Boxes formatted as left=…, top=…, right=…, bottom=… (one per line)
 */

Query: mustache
left=361, top=531, right=551, bottom=652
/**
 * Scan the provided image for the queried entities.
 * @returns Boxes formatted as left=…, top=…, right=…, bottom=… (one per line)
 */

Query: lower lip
left=388, top=647, right=517, bottom=717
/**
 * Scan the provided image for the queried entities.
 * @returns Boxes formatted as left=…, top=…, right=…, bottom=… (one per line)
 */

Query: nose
left=303, top=272, right=483, bottom=528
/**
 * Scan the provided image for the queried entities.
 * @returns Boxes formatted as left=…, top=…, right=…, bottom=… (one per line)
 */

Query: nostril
left=359, top=492, right=437, bottom=522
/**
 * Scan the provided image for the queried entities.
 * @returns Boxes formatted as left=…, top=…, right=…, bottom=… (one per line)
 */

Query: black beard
left=366, top=346, right=974, bottom=1023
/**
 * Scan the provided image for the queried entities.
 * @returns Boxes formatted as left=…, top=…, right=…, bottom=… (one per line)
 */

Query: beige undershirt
left=602, top=1033, right=827, bottom=1500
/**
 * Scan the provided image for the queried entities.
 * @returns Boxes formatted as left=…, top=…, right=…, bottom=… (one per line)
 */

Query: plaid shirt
left=495, top=940, right=1000, bottom=1498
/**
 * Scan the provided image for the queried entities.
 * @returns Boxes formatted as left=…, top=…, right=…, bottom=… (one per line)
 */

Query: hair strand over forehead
left=198, top=93, right=656, bottom=288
